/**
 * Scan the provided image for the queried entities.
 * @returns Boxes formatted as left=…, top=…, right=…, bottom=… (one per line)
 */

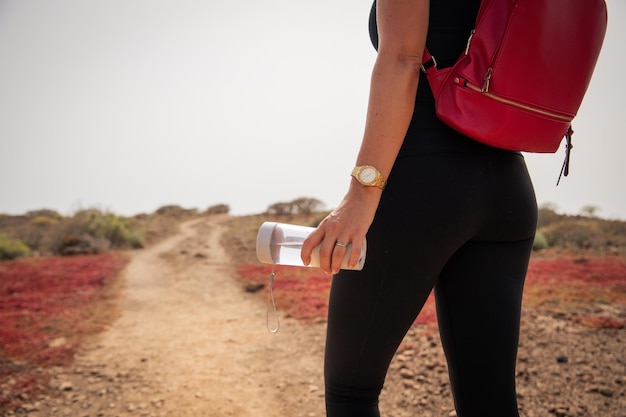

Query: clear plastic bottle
left=256, top=222, right=366, bottom=270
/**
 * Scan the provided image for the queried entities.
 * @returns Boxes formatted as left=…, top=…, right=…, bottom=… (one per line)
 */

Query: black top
left=368, top=0, right=493, bottom=155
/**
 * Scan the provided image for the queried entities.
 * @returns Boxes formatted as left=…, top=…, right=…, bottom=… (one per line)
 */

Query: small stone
left=402, top=380, right=419, bottom=390
left=399, top=369, right=415, bottom=379
left=49, top=337, right=67, bottom=348
left=395, top=354, right=408, bottom=362
left=20, top=403, right=39, bottom=412
left=556, top=355, right=568, bottom=363
left=59, top=382, right=73, bottom=392
left=599, top=388, right=614, bottom=397
left=245, top=283, right=265, bottom=293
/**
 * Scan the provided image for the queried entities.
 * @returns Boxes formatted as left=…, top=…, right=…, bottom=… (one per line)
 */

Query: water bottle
left=256, top=222, right=366, bottom=270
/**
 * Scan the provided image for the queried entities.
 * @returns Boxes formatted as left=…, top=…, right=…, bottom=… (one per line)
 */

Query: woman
left=301, top=1, right=537, bottom=416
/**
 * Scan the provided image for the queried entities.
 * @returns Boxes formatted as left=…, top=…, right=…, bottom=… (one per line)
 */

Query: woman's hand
left=301, top=181, right=382, bottom=274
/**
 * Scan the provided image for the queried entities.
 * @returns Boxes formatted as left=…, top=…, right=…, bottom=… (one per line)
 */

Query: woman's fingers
left=301, top=226, right=324, bottom=266
left=330, top=240, right=349, bottom=274
left=302, top=215, right=346, bottom=274
left=347, top=241, right=363, bottom=269
left=317, top=232, right=338, bottom=273
left=305, top=229, right=363, bottom=274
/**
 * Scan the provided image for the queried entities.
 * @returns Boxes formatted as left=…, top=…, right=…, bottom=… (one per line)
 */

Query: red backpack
left=421, top=0, right=608, bottom=182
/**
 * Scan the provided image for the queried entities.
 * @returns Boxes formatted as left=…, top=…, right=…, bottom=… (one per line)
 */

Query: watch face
left=359, top=167, right=377, bottom=184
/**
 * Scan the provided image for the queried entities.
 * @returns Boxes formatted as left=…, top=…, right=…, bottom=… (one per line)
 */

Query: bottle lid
left=256, top=222, right=278, bottom=264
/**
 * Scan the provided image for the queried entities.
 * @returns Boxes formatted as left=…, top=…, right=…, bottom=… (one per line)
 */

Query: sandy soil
left=7, top=215, right=625, bottom=417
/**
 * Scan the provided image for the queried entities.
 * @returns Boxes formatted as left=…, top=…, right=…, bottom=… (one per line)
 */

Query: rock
left=49, top=337, right=67, bottom=348
left=548, top=405, right=569, bottom=417
left=399, top=369, right=415, bottom=379
left=245, top=283, right=265, bottom=293
left=20, top=403, right=39, bottom=412
left=401, top=380, right=419, bottom=390
left=59, top=382, right=73, bottom=392
left=587, top=386, right=614, bottom=397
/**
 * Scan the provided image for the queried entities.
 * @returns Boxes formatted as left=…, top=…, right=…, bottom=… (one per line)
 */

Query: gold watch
left=351, top=165, right=386, bottom=190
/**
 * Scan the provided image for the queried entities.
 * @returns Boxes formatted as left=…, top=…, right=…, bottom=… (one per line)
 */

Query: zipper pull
left=481, top=68, right=493, bottom=93
left=556, top=126, right=574, bottom=186
left=464, top=29, right=475, bottom=55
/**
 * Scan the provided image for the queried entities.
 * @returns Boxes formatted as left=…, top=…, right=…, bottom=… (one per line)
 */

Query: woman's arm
left=301, top=0, right=430, bottom=274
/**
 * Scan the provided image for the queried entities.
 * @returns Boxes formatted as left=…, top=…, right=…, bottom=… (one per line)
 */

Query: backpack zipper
left=453, top=76, right=573, bottom=122
left=457, top=0, right=572, bottom=121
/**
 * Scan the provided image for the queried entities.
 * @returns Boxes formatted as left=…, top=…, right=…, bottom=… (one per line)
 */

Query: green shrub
left=155, top=205, right=198, bottom=218
left=206, top=204, right=230, bottom=215
left=533, top=230, right=549, bottom=250
left=25, top=209, right=63, bottom=220
left=49, top=210, right=145, bottom=253
left=82, top=211, right=145, bottom=249
left=266, top=197, right=325, bottom=216
left=0, top=233, right=31, bottom=260
left=541, top=219, right=603, bottom=250
left=30, top=216, right=60, bottom=227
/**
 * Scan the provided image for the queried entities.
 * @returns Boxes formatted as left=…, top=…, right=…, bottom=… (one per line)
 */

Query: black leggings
left=324, top=150, right=537, bottom=417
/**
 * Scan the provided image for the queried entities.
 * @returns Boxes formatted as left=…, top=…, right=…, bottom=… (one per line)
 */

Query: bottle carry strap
left=266, top=265, right=280, bottom=333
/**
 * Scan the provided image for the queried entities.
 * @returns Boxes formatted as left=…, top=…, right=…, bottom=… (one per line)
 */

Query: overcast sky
left=1, top=0, right=624, bottom=219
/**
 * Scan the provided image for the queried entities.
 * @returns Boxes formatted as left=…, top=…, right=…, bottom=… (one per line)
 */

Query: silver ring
left=335, top=242, right=348, bottom=248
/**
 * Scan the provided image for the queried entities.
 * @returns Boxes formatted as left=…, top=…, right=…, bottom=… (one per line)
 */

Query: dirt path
left=35, top=216, right=326, bottom=417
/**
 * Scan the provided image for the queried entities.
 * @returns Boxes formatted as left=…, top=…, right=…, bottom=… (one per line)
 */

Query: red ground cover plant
left=237, top=254, right=626, bottom=329
left=237, top=264, right=439, bottom=327
left=0, top=253, right=127, bottom=409
left=524, top=255, right=626, bottom=328
left=238, top=264, right=331, bottom=323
